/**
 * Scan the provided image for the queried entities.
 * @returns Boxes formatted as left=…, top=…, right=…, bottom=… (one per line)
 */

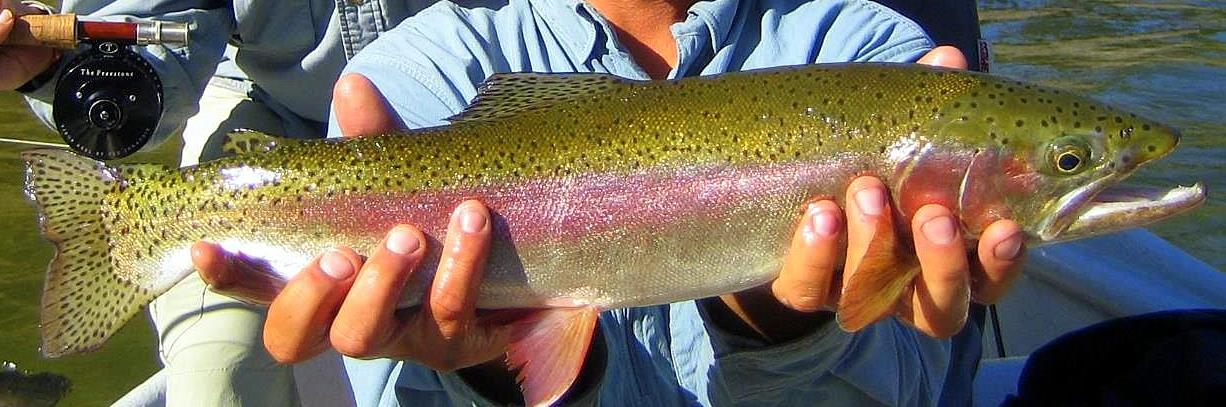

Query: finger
left=917, top=45, right=968, bottom=70
left=191, top=241, right=284, bottom=304
left=333, top=73, right=402, bottom=138
left=331, top=225, right=427, bottom=358
left=972, top=219, right=1025, bottom=303
left=842, top=176, right=891, bottom=290
left=909, top=204, right=971, bottom=338
left=0, top=9, right=15, bottom=43
left=428, top=200, right=493, bottom=339
left=191, top=241, right=230, bottom=287
left=771, top=200, right=843, bottom=312
left=263, top=247, right=361, bottom=363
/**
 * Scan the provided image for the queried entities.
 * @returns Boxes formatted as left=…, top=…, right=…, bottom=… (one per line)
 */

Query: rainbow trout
left=24, top=63, right=1204, bottom=406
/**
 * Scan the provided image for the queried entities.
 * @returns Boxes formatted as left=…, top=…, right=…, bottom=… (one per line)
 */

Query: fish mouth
left=1038, top=177, right=1207, bottom=242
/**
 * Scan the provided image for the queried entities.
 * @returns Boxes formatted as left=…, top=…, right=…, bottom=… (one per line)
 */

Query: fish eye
left=1050, top=145, right=1089, bottom=174
left=1056, top=151, right=1082, bottom=173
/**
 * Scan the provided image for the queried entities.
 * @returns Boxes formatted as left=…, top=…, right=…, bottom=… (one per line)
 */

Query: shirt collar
left=528, top=0, right=740, bottom=67
left=681, top=0, right=739, bottom=54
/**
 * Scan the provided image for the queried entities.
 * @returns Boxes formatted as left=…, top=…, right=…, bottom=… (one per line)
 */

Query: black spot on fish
left=1016, top=120, right=1025, bottom=127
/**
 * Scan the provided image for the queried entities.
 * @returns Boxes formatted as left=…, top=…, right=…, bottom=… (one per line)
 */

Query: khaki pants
left=148, top=76, right=337, bottom=406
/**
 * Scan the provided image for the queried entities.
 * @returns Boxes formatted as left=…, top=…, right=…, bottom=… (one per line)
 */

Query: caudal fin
left=22, top=149, right=160, bottom=357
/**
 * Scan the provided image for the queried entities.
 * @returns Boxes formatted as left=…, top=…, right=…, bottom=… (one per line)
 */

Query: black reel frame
left=52, top=41, right=163, bottom=160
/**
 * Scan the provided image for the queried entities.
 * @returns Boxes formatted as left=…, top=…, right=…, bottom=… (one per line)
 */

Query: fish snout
left=1111, top=120, right=1180, bottom=172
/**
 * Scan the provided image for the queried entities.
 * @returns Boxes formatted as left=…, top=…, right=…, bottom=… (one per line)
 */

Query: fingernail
left=0, top=10, right=13, bottom=24
left=385, top=226, right=420, bottom=255
left=994, top=233, right=1024, bottom=260
left=921, top=215, right=957, bottom=245
left=454, top=203, right=487, bottom=234
left=854, top=188, right=884, bottom=216
left=806, top=204, right=839, bottom=238
left=320, top=249, right=354, bottom=280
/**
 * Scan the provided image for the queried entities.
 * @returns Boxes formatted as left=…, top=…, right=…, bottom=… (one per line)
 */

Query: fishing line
left=989, top=304, right=1007, bottom=357
left=0, top=137, right=70, bottom=148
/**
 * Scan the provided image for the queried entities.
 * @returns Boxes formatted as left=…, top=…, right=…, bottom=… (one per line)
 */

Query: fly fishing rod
left=4, top=14, right=189, bottom=160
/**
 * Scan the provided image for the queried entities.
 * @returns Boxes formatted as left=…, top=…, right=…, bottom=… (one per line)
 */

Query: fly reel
left=52, top=42, right=163, bottom=160
left=8, top=14, right=188, bottom=160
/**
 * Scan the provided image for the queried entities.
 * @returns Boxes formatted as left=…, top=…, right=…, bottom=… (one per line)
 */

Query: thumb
left=917, top=45, right=968, bottom=70
left=0, top=9, right=15, bottom=44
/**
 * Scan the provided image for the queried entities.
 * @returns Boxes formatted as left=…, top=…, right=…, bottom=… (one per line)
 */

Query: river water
left=1, top=1, right=1222, bottom=405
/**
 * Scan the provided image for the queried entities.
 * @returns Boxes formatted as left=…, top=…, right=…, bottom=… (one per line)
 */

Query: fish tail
left=22, top=149, right=161, bottom=357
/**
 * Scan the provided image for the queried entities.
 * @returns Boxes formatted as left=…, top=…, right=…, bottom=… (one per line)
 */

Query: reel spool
left=52, top=42, right=163, bottom=160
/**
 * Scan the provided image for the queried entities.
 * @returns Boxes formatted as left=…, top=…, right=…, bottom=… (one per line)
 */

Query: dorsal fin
left=448, top=72, right=637, bottom=123
left=222, top=130, right=285, bottom=156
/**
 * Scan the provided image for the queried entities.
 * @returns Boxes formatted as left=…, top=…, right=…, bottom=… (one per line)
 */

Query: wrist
left=706, top=288, right=834, bottom=345
left=14, top=59, right=58, bottom=93
left=455, top=357, right=522, bottom=404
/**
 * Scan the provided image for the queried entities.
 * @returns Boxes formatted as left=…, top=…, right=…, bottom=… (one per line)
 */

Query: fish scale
left=23, top=63, right=1203, bottom=407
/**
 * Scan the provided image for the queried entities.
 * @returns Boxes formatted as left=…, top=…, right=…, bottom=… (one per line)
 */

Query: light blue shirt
left=333, top=0, right=979, bottom=406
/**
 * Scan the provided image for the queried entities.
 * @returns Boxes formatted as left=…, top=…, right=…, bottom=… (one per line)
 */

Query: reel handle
left=5, top=14, right=188, bottom=49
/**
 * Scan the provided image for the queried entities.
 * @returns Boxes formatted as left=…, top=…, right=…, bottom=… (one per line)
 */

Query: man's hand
left=715, top=46, right=1026, bottom=342
left=0, top=1, right=60, bottom=90
left=193, top=202, right=517, bottom=374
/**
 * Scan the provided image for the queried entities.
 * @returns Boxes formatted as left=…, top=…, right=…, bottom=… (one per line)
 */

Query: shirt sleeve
left=326, top=3, right=506, bottom=137
left=809, top=0, right=935, bottom=64
left=21, top=0, right=234, bottom=146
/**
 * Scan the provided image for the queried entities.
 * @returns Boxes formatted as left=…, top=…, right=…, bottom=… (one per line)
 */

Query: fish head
left=934, top=76, right=1205, bottom=244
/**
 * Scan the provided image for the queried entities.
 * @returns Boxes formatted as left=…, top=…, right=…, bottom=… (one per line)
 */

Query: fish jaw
left=1055, top=182, right=1206, bottom=242
left=1033, top=167, right=1207, bottom=243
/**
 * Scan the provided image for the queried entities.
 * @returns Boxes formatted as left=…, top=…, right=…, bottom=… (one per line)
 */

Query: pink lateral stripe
left=299, top=160, right=865, bottom=245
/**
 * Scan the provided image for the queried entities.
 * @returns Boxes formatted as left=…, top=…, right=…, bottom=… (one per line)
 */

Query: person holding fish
left=3, top=0, right=1030, bottom=405
left=188, top=0, right=1030, bottom=405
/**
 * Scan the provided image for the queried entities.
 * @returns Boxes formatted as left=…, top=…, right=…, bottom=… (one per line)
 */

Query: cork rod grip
left=5, top=14, right=78, bottom=49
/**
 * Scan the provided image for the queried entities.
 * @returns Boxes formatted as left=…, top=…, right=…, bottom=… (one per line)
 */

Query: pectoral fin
left=504, top=306, right=600, bottom=407
left=836, top=216, right=920, bottom=331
